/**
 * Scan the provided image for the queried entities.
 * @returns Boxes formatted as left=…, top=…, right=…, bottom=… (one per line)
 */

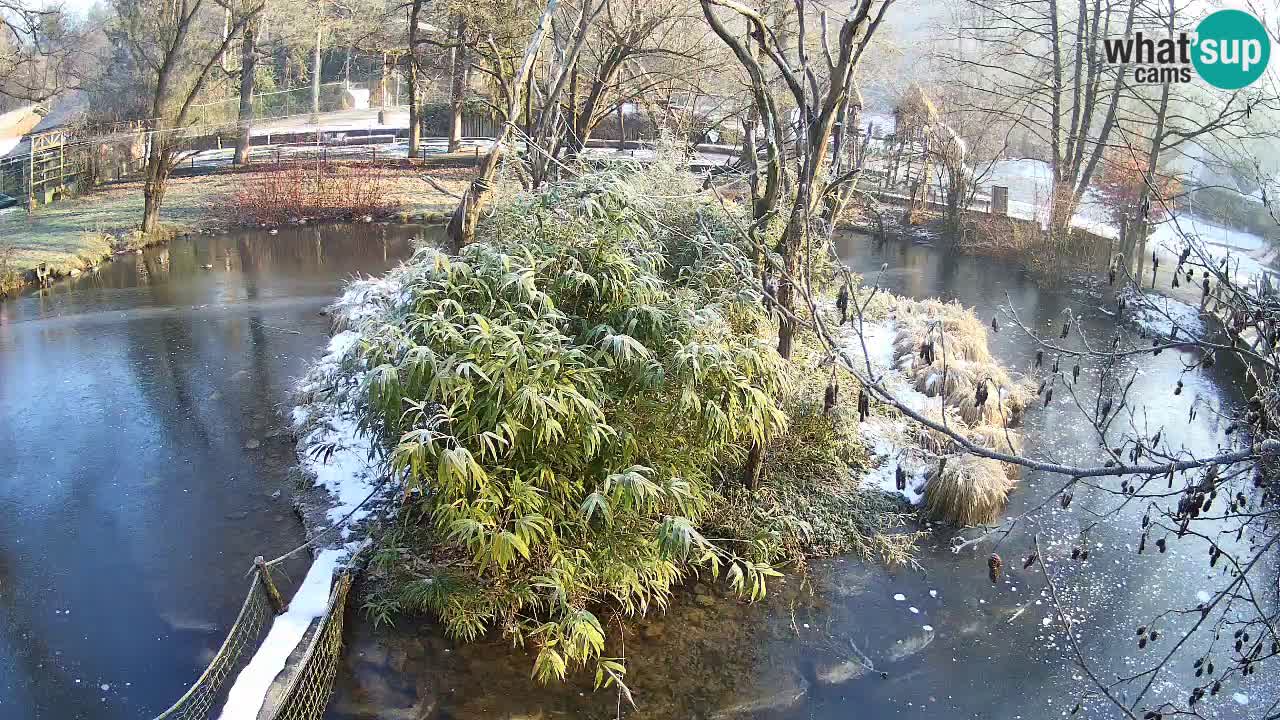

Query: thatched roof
left=894, top=83, right=940, bottom=138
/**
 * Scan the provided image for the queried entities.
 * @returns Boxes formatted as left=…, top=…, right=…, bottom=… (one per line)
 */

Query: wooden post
left=255, top=556, right=288, bottom=614
left=27, top=137, right=35, bottom=209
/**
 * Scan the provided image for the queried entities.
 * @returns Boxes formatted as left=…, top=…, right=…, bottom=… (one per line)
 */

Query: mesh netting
left=152, top=567, right=353, bottom=720
left=153, top=572, right=274, bottom=720
left=269, top=574, right=353, bottom=720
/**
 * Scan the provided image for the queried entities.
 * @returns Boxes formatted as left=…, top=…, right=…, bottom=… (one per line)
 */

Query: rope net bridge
left=153, top=555, right=355, bottom=720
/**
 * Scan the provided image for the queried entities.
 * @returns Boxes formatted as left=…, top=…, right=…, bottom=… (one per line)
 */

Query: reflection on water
left=0, top=224, right=426, bottom=719
left=326, top=232, right=1275, bottom=720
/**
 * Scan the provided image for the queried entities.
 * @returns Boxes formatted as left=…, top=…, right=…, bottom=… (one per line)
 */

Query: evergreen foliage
left=358, top=166, right=792, bottom=687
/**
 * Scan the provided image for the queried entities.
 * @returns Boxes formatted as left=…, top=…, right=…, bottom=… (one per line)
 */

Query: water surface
left=0, top=224, right=420, bottom=719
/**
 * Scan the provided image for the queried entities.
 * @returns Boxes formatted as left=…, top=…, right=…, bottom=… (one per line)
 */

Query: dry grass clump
left=893, top=298, right=994, bottom=365
left=924, top=455, right=1017, bottom=526
left=884, top=296, right=1041, bottom=526
left=907, top=406, right=970, bottom=456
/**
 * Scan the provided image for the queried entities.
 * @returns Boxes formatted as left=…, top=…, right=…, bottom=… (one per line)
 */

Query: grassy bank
left=0, top=162, right=470, bottom=295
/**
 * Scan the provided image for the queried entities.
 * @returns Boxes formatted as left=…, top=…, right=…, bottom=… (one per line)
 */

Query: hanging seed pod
left=1175, top=380, right=1183, bottom=395
left=1037, top=378, right=1048, bottom=396
left=988, top=553, right=1003, bottom=584
left=1071, top=546, right=1082, bottom=560
left=991, top=316, right=1000, bottom=332
left=1202, top=352, right=1215, bottom=368
left=1172, top=273, right=1180, bottom=288
left=1100, top=399, right=1112, bottom=420
left=1151, top=430, right=1161, bottom=447
left=1052, top=355, right=1060, bottom=373
left=1060, top=318, right=1070, bottom=339
left=1023, top=552, right=1038, bottom=569
left=1142, top=512, right=1150, bottom=528
left=895, top=464, right=907, bottom=491
left=1035, top=349, right=1043, bottom=368
left=975, top=381, right=989, bottom=407
left=1061, top=491, right=1073, bottom=509
left=836, top=285, right=850, bottom=325
left=1139, top=636, right=1148, bottom=649
left=1072, top=363, right=1080, bottom=381
left=1180, top=246, right=1191, bottom=264
left=1080, top=548, right=1090, bottom=560
left=1044, top=387, right=1053, bottom=407
left=1108, top=267, right=1116, bottom=286
left=1138, top=534, right=1146, bottom=554
left=1202, top=277, right=1211, bottom=297
left=824, top=379, right=839, bottom=415
left=1156, top=537, right=1167, bottom=553
left=1150, top=630, right=1159, bottom=641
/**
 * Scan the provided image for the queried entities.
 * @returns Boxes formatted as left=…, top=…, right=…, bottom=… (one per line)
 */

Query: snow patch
left=215, top=549, right=345, bottom=720
left=293, top=275, right=408, bottom=538
left=1232, top=693, right=1249, bottom=706
left=836, top=319, right=937, bottom=505
left=1120, top=287, right=1206, bottom=341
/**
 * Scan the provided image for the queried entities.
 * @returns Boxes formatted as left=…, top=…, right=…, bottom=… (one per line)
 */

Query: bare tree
left=937, top=0, right=1136, bottom=234
left=112, top=0, right=265, bottom=234
left=445, top=0, right=559, bottom=247
left=0, top=0, right=80, bottom=102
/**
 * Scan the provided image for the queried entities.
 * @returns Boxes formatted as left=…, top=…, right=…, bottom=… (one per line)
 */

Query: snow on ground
left=292, top=275, right=406, bottom=536
left=213, top=275, right=410, bottom=719
left=982, top=158, right=1278, bottom=286
left=215, top=548, right=345, bottom=720
left=0, top=135, right=22, bottom=158
left=1147, top=214, right=1276, bottom=285
left=835, top=319, right=936, bottom=505
left=1119, top=286, right=1206, bottom=340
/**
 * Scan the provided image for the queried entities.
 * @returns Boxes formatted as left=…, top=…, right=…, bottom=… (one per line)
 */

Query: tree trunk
left=616, top=102, right=626, bottom=150
left=141, top=137, right=168, bottom=236
left=407, top=0, right=425, bottom=159
left=774, top=205, right=805, bottom=359
left=742, top=442, right=764, bottom=490
left=408, top=63, right=421, bottom=158
left=446, top=0, right=558, bottom=249
left=310, top=24, right=322, bottom=119
left=233, top=16, right=258, bottom=165
left=375, top=53, right=390, bottom=106
left=448, top=15, right=468, bottom=153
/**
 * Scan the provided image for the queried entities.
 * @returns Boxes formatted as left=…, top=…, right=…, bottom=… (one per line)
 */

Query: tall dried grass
left=924, top=455, right=1016, bottom=526
left=224, top=162, right=401, bottom=226
left=886, top=296, right=1041, bottom=525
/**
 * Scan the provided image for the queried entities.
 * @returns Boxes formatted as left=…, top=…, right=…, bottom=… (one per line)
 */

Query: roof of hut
left=894, top=83, right=939, bottom=138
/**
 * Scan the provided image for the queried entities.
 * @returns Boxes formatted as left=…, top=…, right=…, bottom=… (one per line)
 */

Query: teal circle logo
left=1193, top=9, right=1270, bottom=89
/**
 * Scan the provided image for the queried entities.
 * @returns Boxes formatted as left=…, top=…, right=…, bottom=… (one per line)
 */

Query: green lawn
left=0, top=166, right=466, bottom=292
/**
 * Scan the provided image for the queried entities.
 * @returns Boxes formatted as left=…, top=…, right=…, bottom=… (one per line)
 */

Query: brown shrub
left=223, top=162, right=402, bottom=226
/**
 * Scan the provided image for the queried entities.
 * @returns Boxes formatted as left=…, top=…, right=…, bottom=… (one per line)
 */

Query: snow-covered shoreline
left=835, top=317, right=936, bottom=505
left=214, top=272, right=409, bottom=719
